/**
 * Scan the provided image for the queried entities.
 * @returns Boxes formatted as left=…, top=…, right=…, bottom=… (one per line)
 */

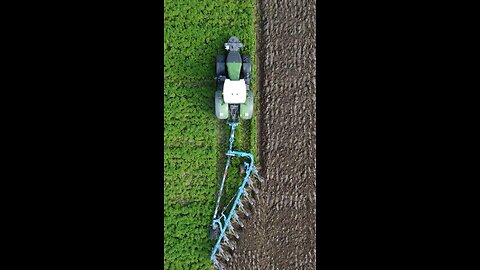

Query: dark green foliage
left=164, top=0, right=256, bottom=269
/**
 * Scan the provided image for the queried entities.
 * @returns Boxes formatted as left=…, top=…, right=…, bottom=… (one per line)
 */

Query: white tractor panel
left=223, top=79, right=247, bottom=104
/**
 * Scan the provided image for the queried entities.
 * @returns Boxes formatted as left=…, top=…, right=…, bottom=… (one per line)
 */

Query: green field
left=164, top=0, right=256, bottom=269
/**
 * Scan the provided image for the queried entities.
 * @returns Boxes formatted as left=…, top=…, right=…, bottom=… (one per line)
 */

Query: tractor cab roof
left=223, top=79, right=247, bottom=104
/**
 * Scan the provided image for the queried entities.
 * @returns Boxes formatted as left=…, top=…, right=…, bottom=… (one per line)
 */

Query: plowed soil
left=227, top=0, right=316, bottom=269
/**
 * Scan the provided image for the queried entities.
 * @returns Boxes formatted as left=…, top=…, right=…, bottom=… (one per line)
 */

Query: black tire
left=240, top=91, right=254, bottom=120
left=239, top=163, right=246, bottom=176
left=242, top=56, right=251, bottom=78
left=210, top=224, right=219, bottom=240
left=215, top=90, right=229, bottom=120
left=216, top=55, right=226, bottom=76
left=217, top=80, right=224, bottom=91
left=244, top=77, right=251, bottom=88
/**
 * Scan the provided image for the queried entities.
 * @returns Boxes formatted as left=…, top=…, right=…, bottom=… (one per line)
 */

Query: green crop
left=164, top=0, right=256, bottom=269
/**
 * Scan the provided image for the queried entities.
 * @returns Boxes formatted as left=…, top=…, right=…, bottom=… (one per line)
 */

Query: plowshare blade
left=252, top=167, right=264, bottom=183
left=213, top=257, right=225, bottom=270
left=233, top=211, right=244, bottom=228
left=227, top=223, right=240, bottom=239
left=218, top=245, right=232, bottom=262
left=238, top=200, right=250, bottom=217
left=247, top=178, right=259, bottom=194
left=243, top=189, right=255, bottom=206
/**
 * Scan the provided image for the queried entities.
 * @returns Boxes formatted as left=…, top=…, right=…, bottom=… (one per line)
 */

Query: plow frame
left=210, top=150, right=254, bottom=261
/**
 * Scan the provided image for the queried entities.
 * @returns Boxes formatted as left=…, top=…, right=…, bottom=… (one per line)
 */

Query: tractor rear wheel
left=215, top=91, right=229, bottom=120
left=240, top=91, right=253, bottom=120
left=216, top=55, right=226, bottom=77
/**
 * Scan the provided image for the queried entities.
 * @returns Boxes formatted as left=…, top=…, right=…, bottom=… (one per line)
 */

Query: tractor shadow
left=170, top=32, right=255, bottom=124
left=182, top=34, right=236, bottom=117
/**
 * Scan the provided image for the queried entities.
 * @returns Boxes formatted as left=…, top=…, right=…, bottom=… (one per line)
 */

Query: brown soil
left=225, top=0, right=316, bottom=269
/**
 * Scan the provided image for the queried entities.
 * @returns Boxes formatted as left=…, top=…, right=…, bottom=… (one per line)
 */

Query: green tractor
left=215, top=36, right=253, bottom=121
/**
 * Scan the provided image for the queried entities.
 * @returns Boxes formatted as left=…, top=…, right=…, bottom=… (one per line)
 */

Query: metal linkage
left=212, top=122, right=238, bottom=222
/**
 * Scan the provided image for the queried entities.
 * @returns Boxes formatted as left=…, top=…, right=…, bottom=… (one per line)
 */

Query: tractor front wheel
left=216, top=55, right=226, bottom=77
left=242, top=56, right=251, bottom=78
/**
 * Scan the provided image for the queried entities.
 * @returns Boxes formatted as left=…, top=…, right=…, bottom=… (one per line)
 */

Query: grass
left=164, top=0, right=256, bottom=269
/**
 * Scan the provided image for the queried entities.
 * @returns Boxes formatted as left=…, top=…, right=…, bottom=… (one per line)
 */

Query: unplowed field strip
left=164, top=0, right=257, bottom=269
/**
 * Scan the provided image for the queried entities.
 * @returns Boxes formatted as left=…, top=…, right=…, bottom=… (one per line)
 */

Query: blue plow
left=210, top=122, right=263, bottom=270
